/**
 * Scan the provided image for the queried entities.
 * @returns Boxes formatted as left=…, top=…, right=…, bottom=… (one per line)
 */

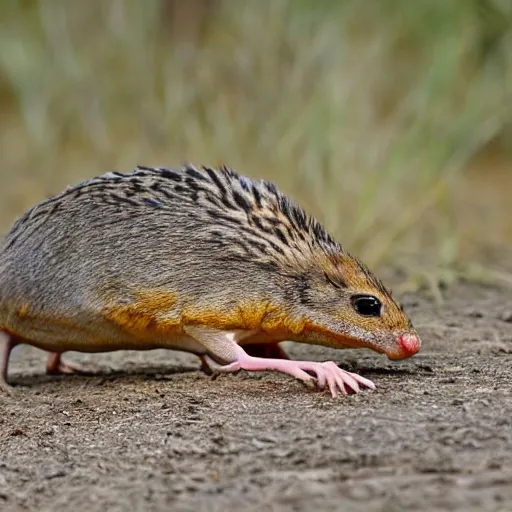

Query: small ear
left=324, top=272, right=347, bottom=289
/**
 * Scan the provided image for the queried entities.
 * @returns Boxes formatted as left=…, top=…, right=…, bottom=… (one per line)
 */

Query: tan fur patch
left=102, top=289, right=305, bottom=342
left=16, top=303, right=30, bottom=319
left=102, top=290, right=181, bottom=338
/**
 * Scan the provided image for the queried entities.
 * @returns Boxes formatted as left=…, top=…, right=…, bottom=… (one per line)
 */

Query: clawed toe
left=305, top=361, right=375, bottom=398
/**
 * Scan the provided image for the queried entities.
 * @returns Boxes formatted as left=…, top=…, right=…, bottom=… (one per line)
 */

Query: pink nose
left=398, top=333, right=421, bottom=356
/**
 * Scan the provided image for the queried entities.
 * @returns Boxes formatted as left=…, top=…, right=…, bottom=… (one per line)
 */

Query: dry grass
left=1, top=0, right=512, bottom=284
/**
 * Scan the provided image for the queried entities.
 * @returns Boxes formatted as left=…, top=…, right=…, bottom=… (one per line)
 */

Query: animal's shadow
left=353, top=364, right=434, bottom=376
left=9, top=364, right=202, bottom=390
left=9, top=361, right=433, bottom=390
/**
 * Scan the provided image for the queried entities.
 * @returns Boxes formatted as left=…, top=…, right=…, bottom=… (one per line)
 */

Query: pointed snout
left=399, top=333, right=421, bottom=356
left=386, top=332, right=421, bottom=360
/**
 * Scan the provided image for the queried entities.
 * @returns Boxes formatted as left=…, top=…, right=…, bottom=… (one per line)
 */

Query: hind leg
left=0, top=331, right=18, bottom=392
left=243, top=342, right=290, bottom=360
left=46, top=352, right=97, bottom=376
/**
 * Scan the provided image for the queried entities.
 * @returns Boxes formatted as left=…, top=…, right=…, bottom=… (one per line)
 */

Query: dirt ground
left=1, top=278, right=512, bottom=512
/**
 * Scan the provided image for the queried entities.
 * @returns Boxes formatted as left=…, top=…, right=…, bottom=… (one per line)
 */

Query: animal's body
left=0, top=165, right=421, bottom=397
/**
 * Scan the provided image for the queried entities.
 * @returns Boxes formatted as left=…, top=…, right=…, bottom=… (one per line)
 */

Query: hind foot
left=46, top=353, right=97, bottom=376
left=0, top=376, right=14, bottom=395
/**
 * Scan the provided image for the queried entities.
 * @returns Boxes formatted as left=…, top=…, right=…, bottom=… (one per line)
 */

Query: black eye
left=351, top=295, right=382, bottom=317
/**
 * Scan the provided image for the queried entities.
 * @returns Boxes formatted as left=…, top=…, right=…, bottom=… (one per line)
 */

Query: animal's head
left=291, top=252, right=421, bottom=360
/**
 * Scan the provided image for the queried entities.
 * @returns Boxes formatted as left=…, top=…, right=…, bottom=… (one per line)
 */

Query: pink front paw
left=302, top=361, right=376, bottom=398
left=203, top=343, right=375, bottom=398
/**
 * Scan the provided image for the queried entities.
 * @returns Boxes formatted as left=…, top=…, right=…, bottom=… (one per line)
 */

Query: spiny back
left=1, top=165, right=391, bottom=299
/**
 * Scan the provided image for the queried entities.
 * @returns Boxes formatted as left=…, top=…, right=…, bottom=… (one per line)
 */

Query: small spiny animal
left=0, top=165, right=421, bottom=397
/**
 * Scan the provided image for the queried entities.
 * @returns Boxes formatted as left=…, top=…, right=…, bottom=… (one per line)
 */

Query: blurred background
left=1, top=0, right=512, bottom=289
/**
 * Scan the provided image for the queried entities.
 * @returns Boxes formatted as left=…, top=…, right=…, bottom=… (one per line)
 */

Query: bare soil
left=1, top=279, right=512, bottom=512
